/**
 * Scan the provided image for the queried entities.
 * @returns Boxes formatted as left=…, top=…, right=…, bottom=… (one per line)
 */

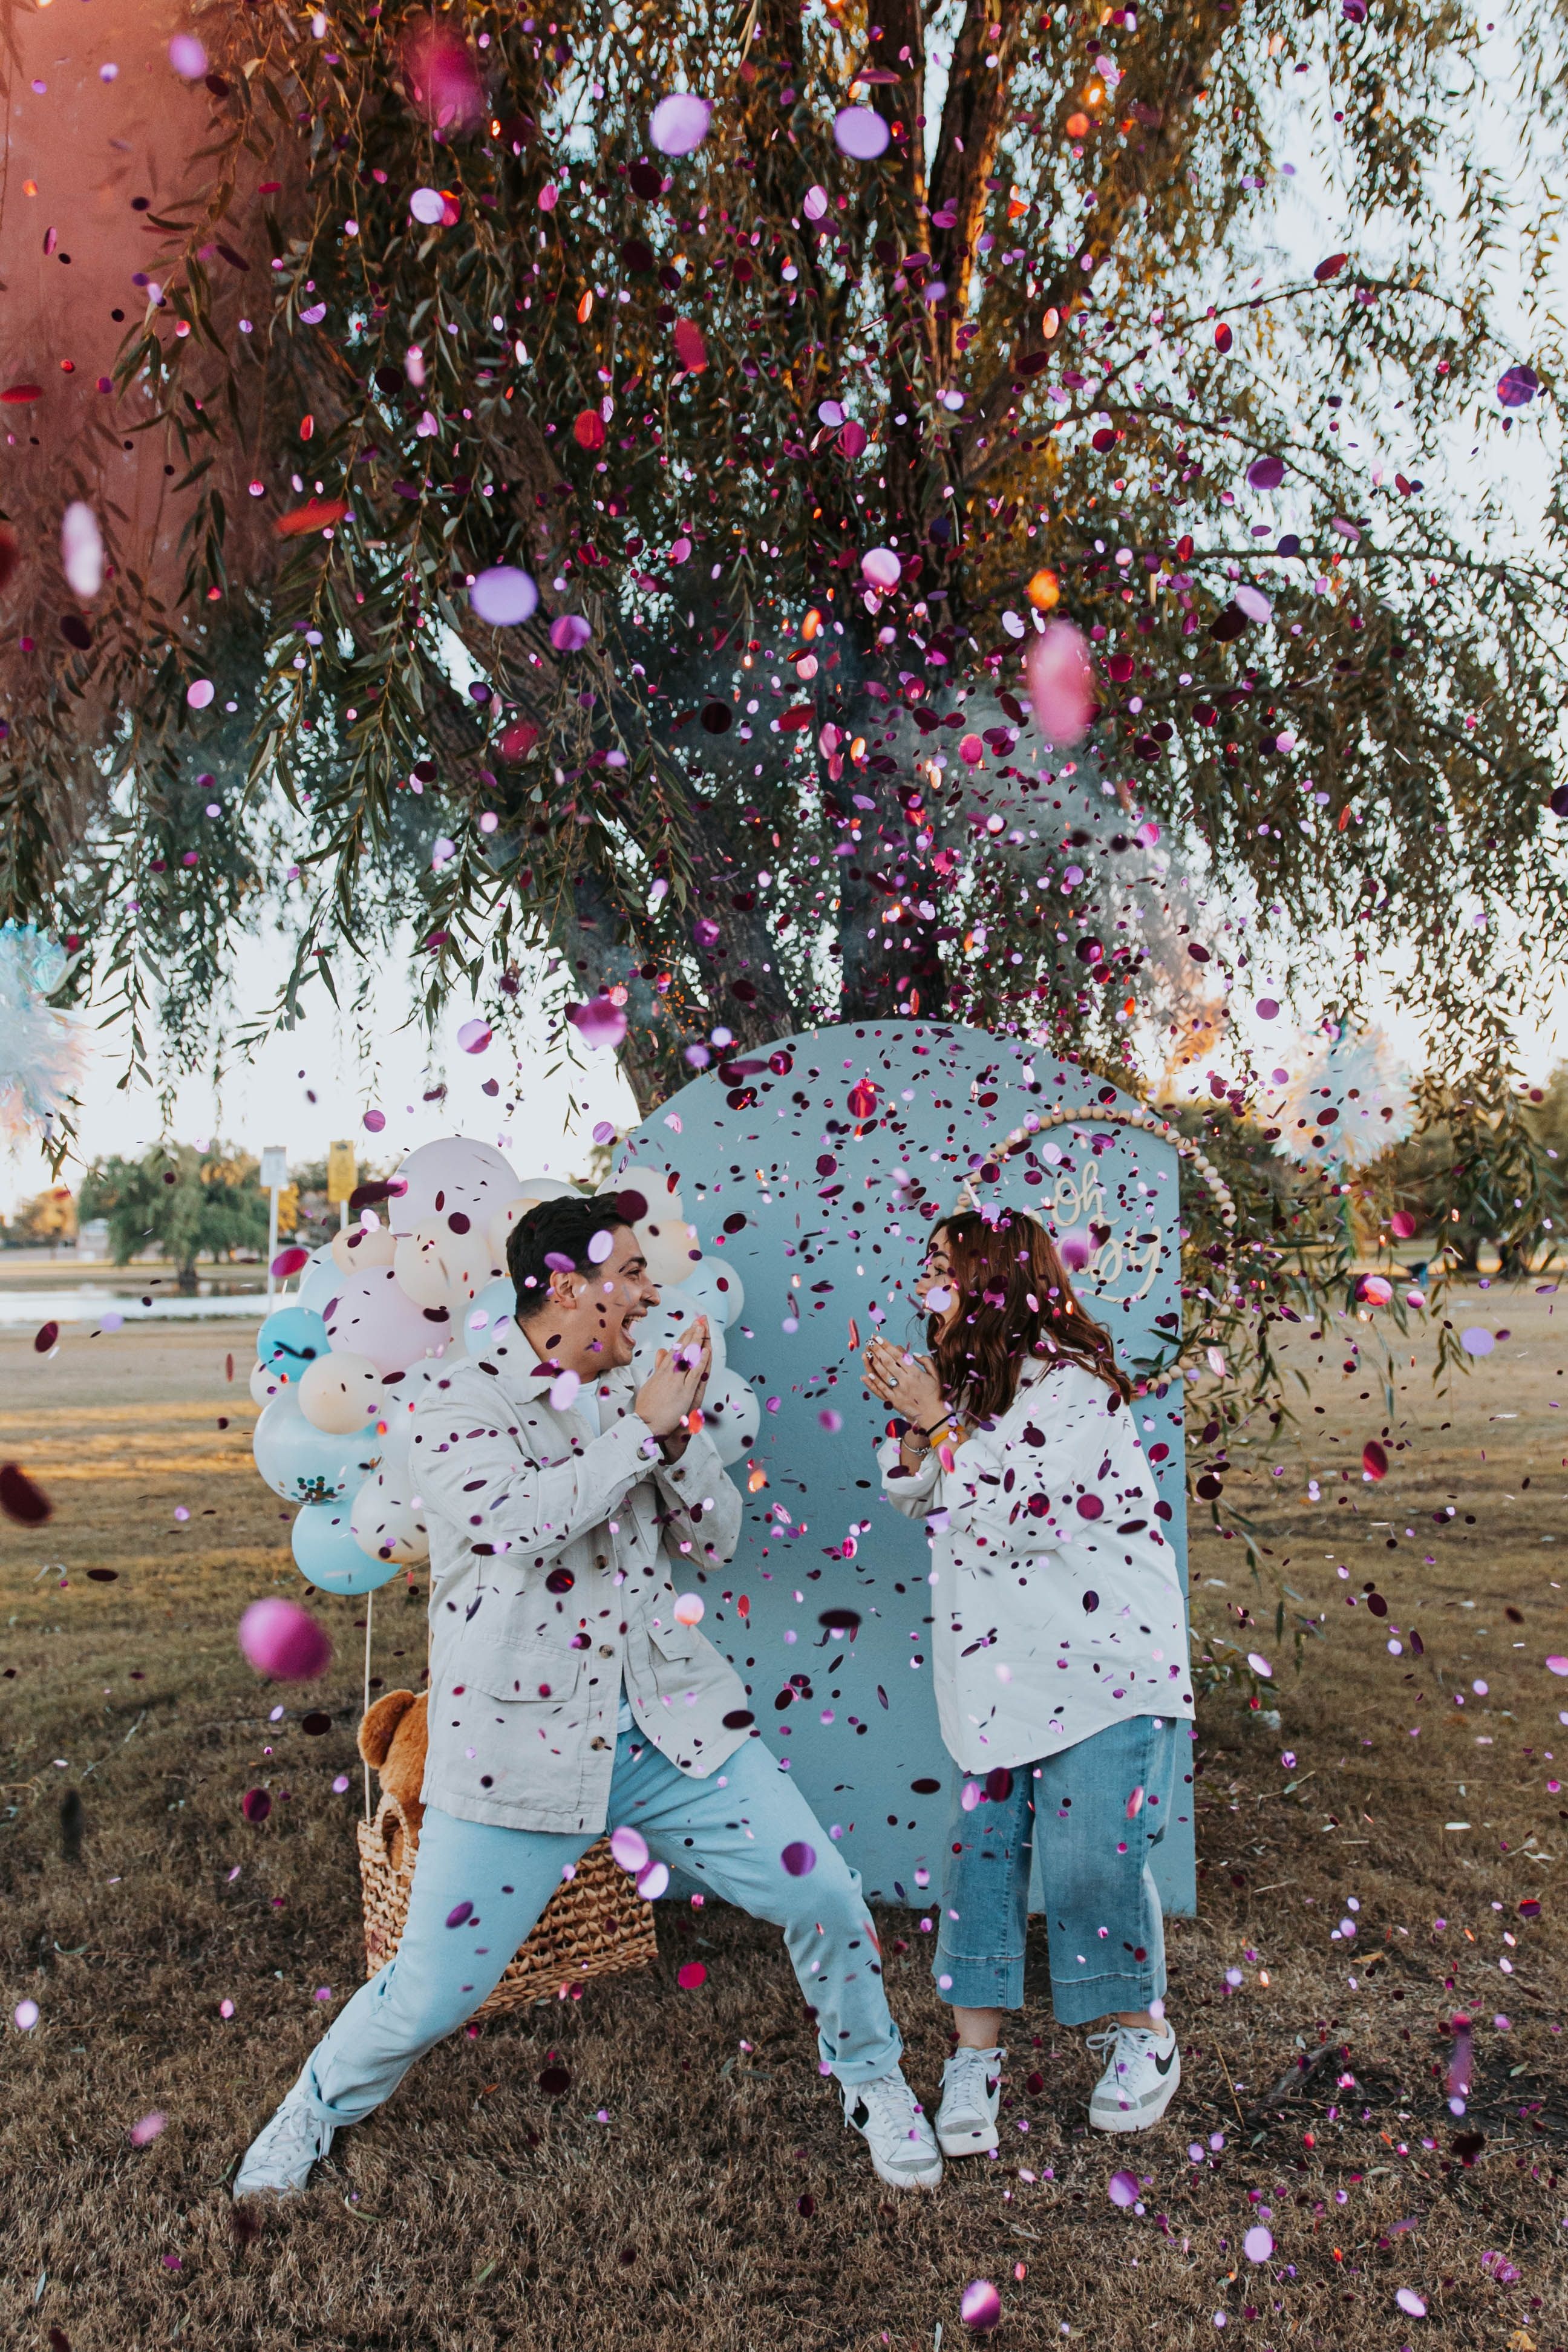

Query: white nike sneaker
left=234, top=2074, right=335, bottom=2198
left=935, top=2044, right=1005, bottom=2158
left=843, top=2067, right=944, bottom=2190
left=1086, top=2022, right=1181, bottom=2132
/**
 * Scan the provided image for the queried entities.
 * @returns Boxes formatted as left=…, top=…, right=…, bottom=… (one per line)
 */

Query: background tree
left=1, top=0, right=1562, bottom=1480
left=78, top=1145, right=271, bottom=1295
left=3, top=1188, right=79, bottom=1250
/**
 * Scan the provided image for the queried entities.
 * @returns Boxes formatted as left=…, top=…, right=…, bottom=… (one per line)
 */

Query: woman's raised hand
left=861, top=1336, right=946, bottom=1429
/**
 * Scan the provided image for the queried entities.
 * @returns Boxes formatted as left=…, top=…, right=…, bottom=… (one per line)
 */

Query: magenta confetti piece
left=566, top=994, right=627, bottom=1048
left=237, top=1596, right=332, bottom=1681
left=470, top=565, right=538, bottom=625
left=781, top=1840, right=817, bottom=1876
left=960, top=2280, right=1002, bottom=2331
left=1025, top=622, right=1094, bottom=742
left=610, top=1823, right=650, bottom=1873
left=676, top=1959, right=707, bottom=1988
left=834, top=105, right=890, bottom=160
left=1108, top=2169, right=1138, bottom=2206
left=650, top=93, right=711, bottom=155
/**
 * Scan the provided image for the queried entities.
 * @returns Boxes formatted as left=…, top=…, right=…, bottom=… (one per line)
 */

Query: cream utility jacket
left=878, top=1357, right=1194, bottom=1775
left=411, top=1353, right=748, bottom=1833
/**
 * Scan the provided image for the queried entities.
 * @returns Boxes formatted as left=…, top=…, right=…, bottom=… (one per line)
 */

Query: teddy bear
left=357, top=1688, right=427, bottom=1870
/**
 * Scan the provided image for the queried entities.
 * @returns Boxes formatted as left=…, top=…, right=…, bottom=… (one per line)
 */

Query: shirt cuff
left=655, top=1421, right=722, bottom=1488
left=877, top=1437, right=941, bottom=1495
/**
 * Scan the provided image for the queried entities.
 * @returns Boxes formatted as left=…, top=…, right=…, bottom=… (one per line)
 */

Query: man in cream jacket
left=237, top=1192, right=941, bottom=2198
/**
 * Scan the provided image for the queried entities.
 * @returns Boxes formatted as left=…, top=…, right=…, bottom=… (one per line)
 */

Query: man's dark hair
left=506, top=1194, right=639, bottom=1321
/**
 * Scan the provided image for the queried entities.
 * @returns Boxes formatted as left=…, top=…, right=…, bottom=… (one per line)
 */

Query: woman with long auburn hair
left=862, top=1206, right=1194, bottom=2153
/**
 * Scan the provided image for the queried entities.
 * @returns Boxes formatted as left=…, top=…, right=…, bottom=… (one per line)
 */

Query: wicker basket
left=356, top=1791, right=658, bottom=2018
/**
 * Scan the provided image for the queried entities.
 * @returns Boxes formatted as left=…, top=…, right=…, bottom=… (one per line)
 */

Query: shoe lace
left=855, top=2071, right=920, bottom=2131
left=946, top=2045, right=999, bottom=2094
left=1085, top=2027, right=1122, bottom=2065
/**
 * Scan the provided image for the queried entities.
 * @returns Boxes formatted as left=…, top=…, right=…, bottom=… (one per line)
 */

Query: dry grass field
left=1, top=1289, right=1565, bottom=2351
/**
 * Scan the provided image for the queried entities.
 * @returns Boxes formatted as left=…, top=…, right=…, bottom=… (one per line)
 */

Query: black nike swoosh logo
left=1153, top=2044, right=1177, bottom=2077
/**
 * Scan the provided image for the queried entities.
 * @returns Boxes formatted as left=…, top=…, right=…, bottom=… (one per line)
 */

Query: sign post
left=327, top=1141, right=358, bottom=1233
left=259, top=1147, right=289, bottom=1301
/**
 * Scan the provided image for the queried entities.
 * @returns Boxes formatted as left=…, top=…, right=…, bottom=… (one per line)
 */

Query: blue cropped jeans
left=933, top=1713, right=1186, bottom=2027
left=297, top=1728, right=903, bottom=2130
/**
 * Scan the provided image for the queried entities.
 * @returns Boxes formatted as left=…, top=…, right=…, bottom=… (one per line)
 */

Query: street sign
left=327, top=1142, right=358, bottom=1205
left=259, top=1147, right=289, bottom=1191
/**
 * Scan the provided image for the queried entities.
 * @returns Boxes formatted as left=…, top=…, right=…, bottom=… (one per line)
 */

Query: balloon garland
left=248, top=1135, right=762, bottom=1607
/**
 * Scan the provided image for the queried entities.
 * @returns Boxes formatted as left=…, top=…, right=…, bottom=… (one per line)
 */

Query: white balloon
left=350, top=1469, right=430, bottom=1566
left=394, top=1224, right=451, bottom=1308
left=298, top=1350, right=384, bottom=1435
left=701, top=1368, right=759, bottom=1465
left=327, top=1265, right=449, bottom=1374
left=294, top=1245, right=341, bottom=1316
left=332, top=1220, right=396, bottom=1275
left=390, top=1135, right=519, bottom=1235
left=249, top=1358, right=289, bottom=1407
left=679, top=1258, right=745, bottom=1328
left=603, top=1160, right=684, bottom=1225
left=506, top=1175, right=578, bottom=1207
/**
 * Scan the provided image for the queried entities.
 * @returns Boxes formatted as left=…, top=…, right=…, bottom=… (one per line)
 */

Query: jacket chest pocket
left=454, top=1645, right=586, bottom=1805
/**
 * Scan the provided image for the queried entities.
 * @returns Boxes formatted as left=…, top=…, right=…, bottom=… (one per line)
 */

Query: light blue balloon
left=253, top=1396, right=381, bottom=1503
left=459, top=1275, right=517, bottom=1352
left=256, top=1304, right=330, bottom=1374
left=294, top=1247, right=341, bottom=1317
left=292, top=1500, right=400, bottom=1595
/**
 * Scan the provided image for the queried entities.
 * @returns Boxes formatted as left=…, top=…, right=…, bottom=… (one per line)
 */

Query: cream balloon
left=393, top=1223, right=452, bottom=1307
left=331, top=1220, right=397, bottom=1275
left=298, top=1350, right=384, bottom=1435
left=349, top=1470, right=430, bottom=1566
left=604, top=1161, right=698, bottom=1286
left=486, top=1195, right=536, bottom=1262
left=641, top=1215, right=701, bottom=1288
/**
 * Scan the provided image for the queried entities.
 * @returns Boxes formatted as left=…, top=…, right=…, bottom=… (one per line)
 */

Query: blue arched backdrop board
left=622, top=1019, right=1195, bottom=1918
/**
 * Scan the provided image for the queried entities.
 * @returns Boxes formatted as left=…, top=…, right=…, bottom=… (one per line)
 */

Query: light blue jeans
left=934, top=1714, right=1186, bottom=2026
left=299, top=1729, right=902, bottom=2128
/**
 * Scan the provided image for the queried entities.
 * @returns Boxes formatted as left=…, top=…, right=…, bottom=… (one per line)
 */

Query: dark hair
left=926, top=1209, right=1134, bottom=1422
left=506, top=1194, right=638, bottom=1321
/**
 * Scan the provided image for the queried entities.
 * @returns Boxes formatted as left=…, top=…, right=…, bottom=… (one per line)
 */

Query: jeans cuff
left=825, top=2020, right=904, bottom=2087
left=933, top=1944, right=1025, bottom=2011
left=1050, top=1964, right=1166, bottom=2029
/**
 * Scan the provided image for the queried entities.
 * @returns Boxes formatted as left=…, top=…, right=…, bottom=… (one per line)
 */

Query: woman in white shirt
left=861, top=1206, right=1194, bottom=2154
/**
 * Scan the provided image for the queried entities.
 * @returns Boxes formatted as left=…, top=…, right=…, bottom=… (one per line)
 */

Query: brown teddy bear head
left=357, top=1688, right=428, bottom=1838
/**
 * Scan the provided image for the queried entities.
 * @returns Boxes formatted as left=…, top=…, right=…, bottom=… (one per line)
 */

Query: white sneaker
left=1086, top=2022, right=1181, bottom=2132
left=843, top=2067, right=944, bottom=2190
left=935, top=2044, right=1005, bottom=2158
left=234, top=2075, right=335, bottom=2198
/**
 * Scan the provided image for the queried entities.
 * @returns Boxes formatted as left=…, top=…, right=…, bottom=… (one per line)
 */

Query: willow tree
left=2, top=0, right=1564, bottom=1460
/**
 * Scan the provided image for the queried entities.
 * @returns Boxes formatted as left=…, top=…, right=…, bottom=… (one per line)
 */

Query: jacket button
left=598, top=1644, right=615, bottom=1658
